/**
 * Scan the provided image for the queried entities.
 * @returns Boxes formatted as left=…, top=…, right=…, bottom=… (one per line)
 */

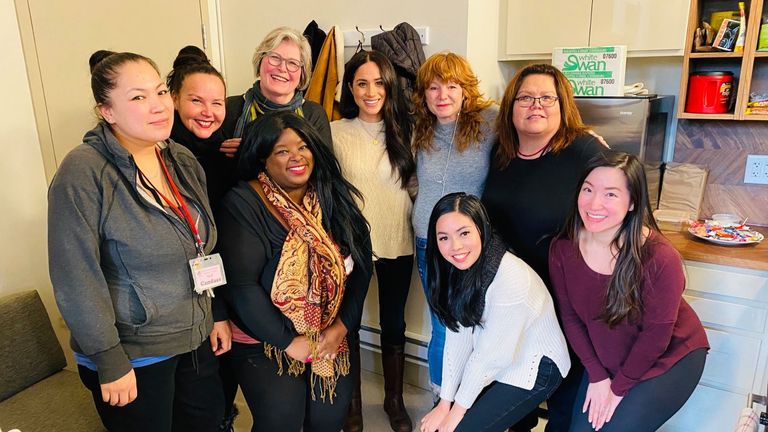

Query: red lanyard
left=139, top=147, right=205, bottom=256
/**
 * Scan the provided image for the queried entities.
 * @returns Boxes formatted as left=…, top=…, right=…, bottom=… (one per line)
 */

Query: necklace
left=517, top=142, right=550, bottom=158
left=357, top=117, right=383, bottom=145
left=437, top=115, right=459, bottom=196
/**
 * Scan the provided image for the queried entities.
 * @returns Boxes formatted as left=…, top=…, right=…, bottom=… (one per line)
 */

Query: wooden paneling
left=674, top=120, right=768, bottom=224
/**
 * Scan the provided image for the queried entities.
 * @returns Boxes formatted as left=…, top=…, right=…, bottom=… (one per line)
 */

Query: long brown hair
left=495, top=64, right=589, bottom=168
left=412, top=52, right=493, bottom=153
left=560, top=151, right=663, bottom=328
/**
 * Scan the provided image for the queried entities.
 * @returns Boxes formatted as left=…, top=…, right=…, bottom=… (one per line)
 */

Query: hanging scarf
left=233, top=80, right=306, bottom=138
left=258, top=172, right=349, bottom=401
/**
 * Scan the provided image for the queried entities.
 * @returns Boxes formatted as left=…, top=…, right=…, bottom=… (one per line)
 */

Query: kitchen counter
left=662, top=229, right=768, bottom=272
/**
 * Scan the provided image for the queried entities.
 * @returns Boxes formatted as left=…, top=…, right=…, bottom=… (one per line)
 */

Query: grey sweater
left=412, top=105, right=498, bottom=238
left=48, top=122, right=216, bottom=384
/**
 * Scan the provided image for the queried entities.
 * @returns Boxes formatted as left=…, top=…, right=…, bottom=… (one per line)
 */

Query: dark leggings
left=78, top=341, right=224, bottom=432
left=375, top=255, right=414, bottom=346
left=455, top=356, right=563, bottom=432
left=229, top=337, right=359, bottom=432
left=570, top=348, right=707, bottom=432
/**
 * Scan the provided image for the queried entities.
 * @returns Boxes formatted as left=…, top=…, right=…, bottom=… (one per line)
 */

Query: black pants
left=455, top=356, right=563, bottom=432
left=375, top=255, right=414, bottom=346
left=78, top=341, right=224, bottom=432
left=229, top=336, right=360, bottom=432
left=570, top=348, right=707, bottom=432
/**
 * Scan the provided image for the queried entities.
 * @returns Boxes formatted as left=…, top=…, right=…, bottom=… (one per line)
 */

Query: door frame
left=13, top=0, right=222, bottom=182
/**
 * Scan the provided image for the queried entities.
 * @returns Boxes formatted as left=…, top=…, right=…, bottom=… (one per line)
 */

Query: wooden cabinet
left=660, top=261, right=768, bottom=431
left=590, top=0, right=690, bottom=55
left=500, top=0, right=690, bottom=59
left=678, top=0, right=768, bottom=120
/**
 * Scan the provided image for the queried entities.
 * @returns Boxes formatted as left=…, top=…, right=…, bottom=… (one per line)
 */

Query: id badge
left=189, top=253, right=227, bottom=297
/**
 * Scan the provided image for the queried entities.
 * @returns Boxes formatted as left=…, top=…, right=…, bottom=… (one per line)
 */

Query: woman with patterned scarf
left=216, top=111, right=372, bottom=432
left=220, top=26, right=333, bottom=155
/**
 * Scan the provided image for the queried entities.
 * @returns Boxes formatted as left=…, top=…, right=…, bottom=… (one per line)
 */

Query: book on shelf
left=713, top=19, right=740, bottom=51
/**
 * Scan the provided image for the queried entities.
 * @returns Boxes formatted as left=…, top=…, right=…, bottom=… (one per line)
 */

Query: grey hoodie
left=48, top=122, right=217, bottom=384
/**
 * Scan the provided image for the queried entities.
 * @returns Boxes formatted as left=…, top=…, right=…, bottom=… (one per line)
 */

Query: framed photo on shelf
left=713, top=19, right=740, bottom=51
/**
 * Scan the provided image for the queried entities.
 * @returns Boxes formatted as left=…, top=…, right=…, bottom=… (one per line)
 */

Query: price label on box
left=552, top=46, right=627, bottom=96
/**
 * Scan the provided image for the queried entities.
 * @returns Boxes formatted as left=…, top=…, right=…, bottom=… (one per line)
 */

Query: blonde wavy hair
left=412, top=52, right=493, bottom=153
left=252, top=27, right=313, bottom=91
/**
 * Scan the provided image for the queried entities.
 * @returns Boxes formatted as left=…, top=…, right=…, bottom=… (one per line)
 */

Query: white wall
left=217, top=0, right=470, bottom=93
left=0, top=0, right=70, bottom=364
left=466, top=0, right=507, bottom=101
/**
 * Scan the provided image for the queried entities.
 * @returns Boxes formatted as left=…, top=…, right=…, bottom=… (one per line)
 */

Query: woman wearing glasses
left=220, top=27, right=332, bottom=151
left=481, top=63, right=605, bottom=432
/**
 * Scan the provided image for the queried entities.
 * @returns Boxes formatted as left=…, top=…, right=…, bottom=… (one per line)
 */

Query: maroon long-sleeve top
left=549, top=232, right=709, bottom=396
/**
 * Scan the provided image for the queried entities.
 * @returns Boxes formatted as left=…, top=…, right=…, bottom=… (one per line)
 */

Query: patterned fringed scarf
left=258, top=172, right=349, bottom=402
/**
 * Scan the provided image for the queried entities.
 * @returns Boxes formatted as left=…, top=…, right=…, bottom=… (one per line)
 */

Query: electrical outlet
left=744, top=154, right=768, bottom=185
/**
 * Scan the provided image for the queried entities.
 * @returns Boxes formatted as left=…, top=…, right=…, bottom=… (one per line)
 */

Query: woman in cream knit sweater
left=420, top=193, right=570, bottom=432
left=331, top=50, right=416, bottom=432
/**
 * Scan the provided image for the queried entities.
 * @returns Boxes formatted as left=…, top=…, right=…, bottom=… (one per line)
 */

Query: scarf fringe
left=263, top=343, right=350, bottom=403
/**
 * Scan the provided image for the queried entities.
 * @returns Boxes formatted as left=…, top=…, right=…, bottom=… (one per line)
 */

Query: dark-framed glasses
left=264, top=52, right=303, bottom=73
left=514, top=95, right=559, bottom=107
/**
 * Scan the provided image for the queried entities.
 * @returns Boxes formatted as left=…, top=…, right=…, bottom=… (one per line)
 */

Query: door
left=21, top=0, right=207, bottom=174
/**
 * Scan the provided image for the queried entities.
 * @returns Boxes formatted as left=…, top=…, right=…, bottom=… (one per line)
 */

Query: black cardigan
left=215, top=181, right=372, bottom=349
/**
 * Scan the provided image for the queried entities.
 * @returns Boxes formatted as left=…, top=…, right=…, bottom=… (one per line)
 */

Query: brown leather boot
left=343, top=340, right=364, bottom=432
left=382, top=344, right=413, bottom=432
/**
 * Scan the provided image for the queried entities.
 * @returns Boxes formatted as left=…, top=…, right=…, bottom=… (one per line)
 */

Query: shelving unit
left=678, top=0, right=768, bottom=120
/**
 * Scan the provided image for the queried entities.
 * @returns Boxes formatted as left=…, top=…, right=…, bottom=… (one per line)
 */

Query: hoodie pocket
left=114, top=282, right=158, bottom=334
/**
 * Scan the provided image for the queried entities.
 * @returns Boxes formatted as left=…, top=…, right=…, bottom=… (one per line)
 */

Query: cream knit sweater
left=331, top=118, right=413, bottom=259
left=440, top=252, right=571, bottom=409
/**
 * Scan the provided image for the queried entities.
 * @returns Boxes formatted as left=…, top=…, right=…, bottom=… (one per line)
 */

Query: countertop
left=663, top=229, right=768, bottom=272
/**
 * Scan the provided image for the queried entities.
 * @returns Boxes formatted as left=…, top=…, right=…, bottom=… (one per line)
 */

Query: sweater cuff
left=91, top=344, right=133, bottom=384
left=584, top=360, right=611, bottom=384
left=610, top=372, right=637, bottom=397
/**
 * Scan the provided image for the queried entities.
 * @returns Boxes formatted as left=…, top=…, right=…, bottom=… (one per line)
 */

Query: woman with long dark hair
left=419, top=193, right=570, bottom=432
left=332, top=49, right=415, bottom=432
left=550, top=152, right=708, bottom=431
left=215, top=111, right=373, bottom=431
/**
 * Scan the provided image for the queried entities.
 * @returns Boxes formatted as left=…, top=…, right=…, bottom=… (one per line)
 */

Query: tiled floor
left=233, top=369, right=547, bottom=431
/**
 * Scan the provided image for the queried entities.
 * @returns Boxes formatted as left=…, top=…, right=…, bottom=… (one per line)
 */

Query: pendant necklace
left=357, top=117, right=383, bottom=145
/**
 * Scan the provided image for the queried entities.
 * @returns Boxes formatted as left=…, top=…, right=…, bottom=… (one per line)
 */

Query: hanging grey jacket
left=48, top=122, right=216, bottom=384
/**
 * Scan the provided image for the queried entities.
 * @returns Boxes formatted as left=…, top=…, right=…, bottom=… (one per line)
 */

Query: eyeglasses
left=514, top=95, right=559, bottom=107
left=264, top=52, right=303, bottom=73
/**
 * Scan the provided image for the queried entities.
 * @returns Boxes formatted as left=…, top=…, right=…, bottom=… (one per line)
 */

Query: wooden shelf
left=743, top=113, right=768, bottom=120
left=689, top=51, right=744, bottom=58
left=678, top=112, right=737, bottom=120
left=678, top=0, right=768, bottom=122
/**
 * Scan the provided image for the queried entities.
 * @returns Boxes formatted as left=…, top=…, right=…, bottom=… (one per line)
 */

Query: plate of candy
left=688, top=218, right=764, bottom=246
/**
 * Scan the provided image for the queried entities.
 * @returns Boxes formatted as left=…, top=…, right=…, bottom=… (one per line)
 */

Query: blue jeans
left=416, top=236, right=445, bottom=386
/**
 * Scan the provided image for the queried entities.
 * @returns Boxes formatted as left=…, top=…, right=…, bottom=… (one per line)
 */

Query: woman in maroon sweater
left=549, top=151, right=708, bottom=432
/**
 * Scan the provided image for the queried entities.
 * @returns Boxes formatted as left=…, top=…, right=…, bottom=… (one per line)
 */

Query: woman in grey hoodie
left=48, top=50, right=229, bottom=432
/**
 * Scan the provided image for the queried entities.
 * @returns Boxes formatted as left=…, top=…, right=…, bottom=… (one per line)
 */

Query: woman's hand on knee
left=584, top=378, right=614, bottom=430
left=420, top=399, right=451, bottom=432
left=100, top=369, right=137, bottom=407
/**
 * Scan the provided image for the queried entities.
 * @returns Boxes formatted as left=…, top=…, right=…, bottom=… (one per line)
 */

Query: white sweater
left=331, top=118, right=413, bottom=259
left=440, top=252, right=571, bottom=409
